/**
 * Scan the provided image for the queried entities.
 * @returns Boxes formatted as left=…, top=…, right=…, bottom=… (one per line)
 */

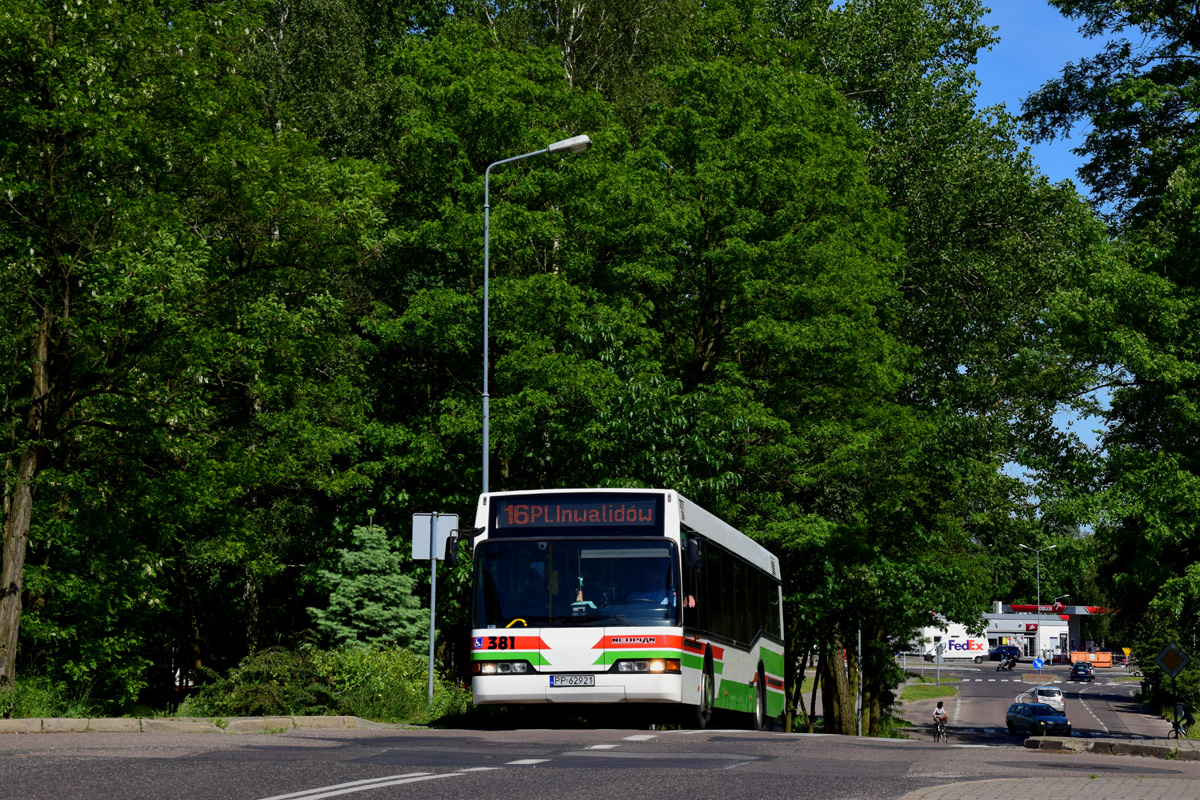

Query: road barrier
left=1070, top=651, right=1113, bottom=668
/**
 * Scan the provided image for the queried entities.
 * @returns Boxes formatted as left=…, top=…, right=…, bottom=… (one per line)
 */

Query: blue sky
left=973, top=1, right=1106, bottom=188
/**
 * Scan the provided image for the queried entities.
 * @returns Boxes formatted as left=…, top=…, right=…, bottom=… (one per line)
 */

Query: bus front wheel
left=686, top=664, right=714, bottom=729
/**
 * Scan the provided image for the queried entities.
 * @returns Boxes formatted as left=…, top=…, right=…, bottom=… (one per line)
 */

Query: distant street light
left=481, top=135, right=592, bottom=493
left=1020, top=544, right=1058, bottom=660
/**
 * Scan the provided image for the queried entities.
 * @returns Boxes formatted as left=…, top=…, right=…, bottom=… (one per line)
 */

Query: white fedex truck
left=917, top=619, right=989, bottom=664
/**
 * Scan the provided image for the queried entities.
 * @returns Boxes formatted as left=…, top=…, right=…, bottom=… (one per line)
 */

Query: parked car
left=1070, top=662, right=1095, bottom=682
left=990, top=645, right=1022, bottom=662
left=1006, top=702, right=1072, bottom=736
left=1032, top=685, right=1065, bottom=712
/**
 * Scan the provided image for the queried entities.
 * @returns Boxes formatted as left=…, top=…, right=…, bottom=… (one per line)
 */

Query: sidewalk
left=898, top=777, right=1200, bottom=800
left=1023, top=734, right=1200, bottom=759
left=0, top=715, right=404, bottom=734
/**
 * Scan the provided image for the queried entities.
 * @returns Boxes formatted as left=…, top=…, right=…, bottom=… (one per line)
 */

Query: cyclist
left=932, top=701, right=949, bottom=741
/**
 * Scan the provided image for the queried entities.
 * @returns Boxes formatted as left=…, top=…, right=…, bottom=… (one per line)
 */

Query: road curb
left=0, top=715, right=404, bottom=734
left=1024, top=736, right=1200, bottom=759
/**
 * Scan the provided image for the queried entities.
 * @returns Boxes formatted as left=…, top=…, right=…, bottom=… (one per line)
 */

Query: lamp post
left=1020, top=543, right=1057, bottom=660
left=482, top=135, right=592, bottom=493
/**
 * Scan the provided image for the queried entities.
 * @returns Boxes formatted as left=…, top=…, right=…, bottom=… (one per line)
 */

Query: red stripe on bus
left=681, top=638, right=723, bottom=660
left=592, top=635, right=684, bottom=650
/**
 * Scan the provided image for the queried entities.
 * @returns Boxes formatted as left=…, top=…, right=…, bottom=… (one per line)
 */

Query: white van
left=917, top=620, right=990, bottom=664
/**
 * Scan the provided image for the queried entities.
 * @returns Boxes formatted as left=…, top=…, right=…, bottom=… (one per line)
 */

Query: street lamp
left=482, top=135, right=592, bottom=493
left=1020, top=543, right=1057, bottom=660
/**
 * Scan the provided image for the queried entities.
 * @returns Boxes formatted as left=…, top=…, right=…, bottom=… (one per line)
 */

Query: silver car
left=1032, top=686, right=1064, bottom=712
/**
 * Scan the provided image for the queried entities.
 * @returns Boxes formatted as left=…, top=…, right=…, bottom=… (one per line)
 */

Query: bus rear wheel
left=752, top=666, right=770, bottom=731
left=686, top=665, right=714, bottom=729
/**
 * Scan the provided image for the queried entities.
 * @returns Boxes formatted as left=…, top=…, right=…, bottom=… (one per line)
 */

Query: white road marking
left=507, top=759, right=551, bottom=765
left=623, top=735, right=657, bottom=741
left=1073, top=687, right=1111, bottom=734
left=259, top=772, right=464, bottom=800
left=588, top=744, right=619, bottom=750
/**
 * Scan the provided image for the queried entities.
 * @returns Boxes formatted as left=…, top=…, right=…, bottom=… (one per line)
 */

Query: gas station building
left=987, top=601, right=1112, bottom=661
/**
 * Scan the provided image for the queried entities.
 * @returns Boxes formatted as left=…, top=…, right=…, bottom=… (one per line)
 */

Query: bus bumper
left=473, top=675, right=682, bottom=705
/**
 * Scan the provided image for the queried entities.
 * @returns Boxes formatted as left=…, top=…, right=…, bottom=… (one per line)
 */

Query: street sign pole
left=1155, top=643, right=1192, bottom=737
left=428, top=512, right=437, bottom=702
left=412, top=512, right=458, bottom=704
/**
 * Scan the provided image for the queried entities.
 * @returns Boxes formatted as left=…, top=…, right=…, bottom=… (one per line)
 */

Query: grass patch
left=0, top=675, right=100, bottom=719
left=907, top=674, right=960, bottom=684
left=901, top=682, right=958, bottom=701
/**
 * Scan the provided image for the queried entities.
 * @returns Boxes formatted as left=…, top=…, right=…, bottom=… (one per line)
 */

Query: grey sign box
left=412, top=513, right=459, bottom=560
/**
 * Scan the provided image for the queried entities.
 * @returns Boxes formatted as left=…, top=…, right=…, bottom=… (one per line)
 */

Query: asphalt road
left=1, top=717, right=1196, bottom=800
left=0, top=662, right=1178, bottom=800
left=905, top=661, right=1163, bottom=742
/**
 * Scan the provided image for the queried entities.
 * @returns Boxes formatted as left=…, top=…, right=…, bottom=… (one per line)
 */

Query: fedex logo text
left=946, top=640, right=985, bottom=652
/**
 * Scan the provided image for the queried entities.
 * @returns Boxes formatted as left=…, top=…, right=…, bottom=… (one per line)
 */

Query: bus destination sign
left=490, top=494, right=663, bottom=537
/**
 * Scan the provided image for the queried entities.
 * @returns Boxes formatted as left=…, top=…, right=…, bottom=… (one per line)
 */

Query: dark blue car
left=1006, top=702, right=1072, bottom=736
left=990, top=645, right=1021, bottom=662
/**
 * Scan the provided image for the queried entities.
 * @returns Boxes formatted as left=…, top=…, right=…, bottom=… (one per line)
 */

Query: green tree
left=781, top=0, right=1113, bottom=732
left=1023, top=0, right=1200, bottom=664
left=309, top=520, right=425, bottom=648
left=0, top=0, right=389, bottom=695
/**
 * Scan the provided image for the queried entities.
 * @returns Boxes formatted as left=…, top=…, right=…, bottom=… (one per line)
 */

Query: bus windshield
left=473, top=539, right=680, bottom=628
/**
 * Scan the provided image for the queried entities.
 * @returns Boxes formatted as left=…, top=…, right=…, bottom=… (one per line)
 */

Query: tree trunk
left=821, top=629, right=856, bottom=735
left=244, top=569, right=260, bottom=654
left=176, top=556, right=204, bottom=678
left=786, top=648, right=809, bottom=733
left=0, top=311, right=53, bottom=689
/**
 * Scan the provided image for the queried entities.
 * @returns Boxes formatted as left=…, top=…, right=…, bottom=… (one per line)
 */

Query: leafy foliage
left=0, top=0, right=1130, bottom=729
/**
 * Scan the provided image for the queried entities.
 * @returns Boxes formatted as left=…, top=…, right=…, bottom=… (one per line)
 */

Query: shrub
left=177, top=648, right=337, bottom=718
left=177, top=645, right=472, bottom=724
left=314, top=646, right=470, bottom=724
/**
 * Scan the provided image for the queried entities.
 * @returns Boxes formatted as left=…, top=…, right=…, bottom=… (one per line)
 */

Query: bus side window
left=705, top=542, right=724, bottom=638
left=683, top=536, right=702, bottom=629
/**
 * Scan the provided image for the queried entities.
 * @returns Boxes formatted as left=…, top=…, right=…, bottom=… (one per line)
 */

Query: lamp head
left=547, top=134, right=592, bottom=155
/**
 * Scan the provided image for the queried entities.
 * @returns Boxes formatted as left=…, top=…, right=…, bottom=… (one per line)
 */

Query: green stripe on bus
left=715, top=678, right=755, bottom=713
left=767, top=688, right=786, bottom=718
left=761, top=647, right=785, bottom=677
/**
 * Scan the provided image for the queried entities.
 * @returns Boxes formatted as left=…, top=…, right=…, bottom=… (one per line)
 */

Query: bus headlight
left=473, top=661, right=530, bottom=675
left=614, top=659, right=680, bottom=674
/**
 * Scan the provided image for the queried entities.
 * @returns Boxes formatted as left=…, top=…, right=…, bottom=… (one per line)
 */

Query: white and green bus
left=469, top=488, right=785, bottom=728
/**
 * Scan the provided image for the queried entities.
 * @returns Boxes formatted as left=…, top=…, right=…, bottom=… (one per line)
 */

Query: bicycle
left=1167, top=721, right=1187, bottom=739
left=933, top=720, right=948, bottom=743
